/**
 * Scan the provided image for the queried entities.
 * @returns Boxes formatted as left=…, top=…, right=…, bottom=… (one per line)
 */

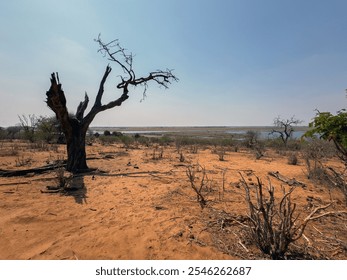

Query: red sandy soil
left=0, top=141, right=346, bottom=260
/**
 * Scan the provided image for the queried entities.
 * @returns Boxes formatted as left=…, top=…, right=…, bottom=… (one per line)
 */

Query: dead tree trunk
left=65, top=122, right=88, bottom=172
left=46, top=67, right=112, bottom=173
left=45, top=36, right=177, bottom=173
left=46, top=73, right=90, bottom=173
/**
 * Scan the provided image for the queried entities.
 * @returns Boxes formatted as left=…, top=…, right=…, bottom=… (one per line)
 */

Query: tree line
left=0, top=115, right=64, bottom=143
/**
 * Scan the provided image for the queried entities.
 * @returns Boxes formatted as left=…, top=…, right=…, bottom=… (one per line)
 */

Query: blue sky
left=0, top=0, right=346, bottom=127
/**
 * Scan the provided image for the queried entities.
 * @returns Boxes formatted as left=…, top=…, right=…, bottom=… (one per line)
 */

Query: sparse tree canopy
left=36, top=115, right=60, bottom=143
left=305, top=109, right=347, bottom=165
left=271, top=116, right=302, bottom=146
left=46, top=35, right=178, bottom=173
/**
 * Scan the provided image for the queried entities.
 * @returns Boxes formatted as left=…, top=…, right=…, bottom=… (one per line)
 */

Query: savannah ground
left=0, top=128, right=346, bottom=260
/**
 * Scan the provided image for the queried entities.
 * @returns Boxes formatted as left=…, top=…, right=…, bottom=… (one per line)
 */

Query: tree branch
left=96, top=35, right=178, bottom=92
left=95, top=35, right=133, bottom=81
left=82, top=65, right=113, bottom=127
left=100, top=86, right=129, bottom=111
left=46, top=73, right=71, bottom=133
left=81, top=35, right=178, bottom=127
left=95, top=65, right=112, bottom=107
left=76, top=92, right=89, bottom=121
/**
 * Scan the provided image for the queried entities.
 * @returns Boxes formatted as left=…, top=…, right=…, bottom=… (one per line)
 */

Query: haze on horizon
left=1, top=0, right=346, bottom=128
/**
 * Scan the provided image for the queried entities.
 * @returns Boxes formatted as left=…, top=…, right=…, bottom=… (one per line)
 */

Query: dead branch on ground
left=268, top=171, right=306, bottom=188
left=0, top=162, right=66, bottom=177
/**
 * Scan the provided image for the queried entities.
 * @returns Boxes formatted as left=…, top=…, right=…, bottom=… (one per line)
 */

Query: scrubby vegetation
left=1, top=116, right=346, bottom=260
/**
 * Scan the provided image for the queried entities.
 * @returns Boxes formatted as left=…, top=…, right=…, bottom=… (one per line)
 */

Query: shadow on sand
left=63, top=175, right=88, bottom=204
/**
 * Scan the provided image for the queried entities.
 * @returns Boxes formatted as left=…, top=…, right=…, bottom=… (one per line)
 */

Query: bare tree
left=18, top=114, right=38, bottom=143
left=46, top=35, right=178, bottom=173
left=270, top=116, right=302, bottom=147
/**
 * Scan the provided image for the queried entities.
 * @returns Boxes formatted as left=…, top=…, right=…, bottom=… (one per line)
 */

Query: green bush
left=104, top=130, right=111, bottom=136
left=36, top=116, right=60, bottom=143
left=99, top=135, right=120, bottom=145
left=119, top=135, right=135, bottom=147
left=305, top=110, right=347, bottom=164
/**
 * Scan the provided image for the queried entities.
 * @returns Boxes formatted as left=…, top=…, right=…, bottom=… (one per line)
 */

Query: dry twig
left=240, top=172, right=344, bottom=259
left=186, top=165, right=207, bottom=209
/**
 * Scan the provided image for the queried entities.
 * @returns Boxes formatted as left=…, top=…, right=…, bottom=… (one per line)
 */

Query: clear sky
left=1, top=0, right=346, bottom=127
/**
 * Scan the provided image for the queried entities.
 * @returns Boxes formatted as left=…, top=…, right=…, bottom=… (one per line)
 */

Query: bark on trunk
left=65, top=125, right=88, bottom=173
left=46, top=73, right=92, bottom=174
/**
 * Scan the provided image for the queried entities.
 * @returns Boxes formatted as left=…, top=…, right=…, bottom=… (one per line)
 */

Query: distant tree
left=46, top=35, right=178, bottom=173
left=0, top=127, right=5, bottom=140
left=36, top=115, right=60, bottom=143
left=245, top=130, right=260, bottom=148
left=112, top=131, right=123, bottom=137
left=6, top=126, right=21, bottom=140
left=103, top=130, right=111, bottom=136
left=18, top=114, right=38, bottom=142
left=305, top=109, right=347, bottom=165
left=270, top=116, right=303, bottom=147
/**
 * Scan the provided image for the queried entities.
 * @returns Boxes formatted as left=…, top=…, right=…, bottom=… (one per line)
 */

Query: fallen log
left=268, top=171, right=306, bottom=188
left=0, top=163, right=66, bottom=177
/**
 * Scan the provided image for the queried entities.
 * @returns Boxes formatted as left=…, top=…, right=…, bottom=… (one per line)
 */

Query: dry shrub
left=303, top=139, right=347, bottom=204
left=212, top=146, right=226, bottom=161
left=324, top=167, right=347, bottom=205
left=152, top=145, right=164, bottom=160
left=55, top=167, right=67, bottom=188
left=0, top=143, right=19, bottom=157
left=175, top=138, right=181, bottom=154
left=190, top=145, right=199, bottom=154
left=186, top=164, right=208, bottom=209
left=304, top=158, right=326, bottom=181
left=29, top=141, right=50, bottom=151
left=233, top=145, right=239, bottom=152
left=302, top=138, right=335, bottom=179
left=15, top=156, right=32, bottom=167
left=179, top=152, right=185, bottom=162
left=240, top=173, right=336, bottom=259
left=254, top=148, right=264, bottom=160
left=249, top=142, right=265, bottom=160
left=217, top=147, right=226, bottom=161
left=287, top=153, right=298, bottom=165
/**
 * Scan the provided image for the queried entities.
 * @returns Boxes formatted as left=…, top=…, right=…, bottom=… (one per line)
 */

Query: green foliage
left=6, top=126, right=21, bottom=139
left=306, top=110, right=347, bottom=146
left=99, top=135, right=120, bottom=145
left=174, top=136, right=233, bottom=147
left=305, top=110, right=347, bottom=163
left=103, top=130, right=111, bottom=136
left=219, top=137, right=234, bottom=147
left=156, top=135, right=174, bottom=145
left=0, top=127, right=5, bottom=139
left=119, top=135, right=135, bottom=147
left=36, top=116, right=59, bottom=143
left=134, top=135, right=150, bottom=146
